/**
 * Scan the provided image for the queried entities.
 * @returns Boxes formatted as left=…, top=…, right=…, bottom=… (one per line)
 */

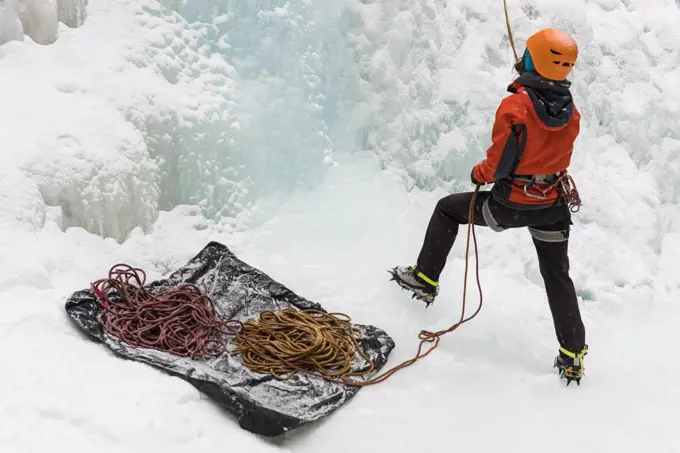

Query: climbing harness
left=515, top=171, right=583, bottom=212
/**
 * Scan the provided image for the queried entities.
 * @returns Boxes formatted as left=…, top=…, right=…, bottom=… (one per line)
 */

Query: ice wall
left=129, top=0, right=360, bottom=220
left=330, top=0, right=680, bottom=198
left=122, top=0, right=509, bottom=221
left=0, top=0, right=87, bottom=45
left=1, top=0, right=680, bottom=248
left=0, top=0, right=363, bottom=240
left=142, top=0, right=680, bottom=198
left=129, top=0, right=680, bottom=301
left=142, top=0, right=491, bottom=199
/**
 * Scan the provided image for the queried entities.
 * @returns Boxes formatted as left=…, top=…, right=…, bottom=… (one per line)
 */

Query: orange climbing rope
left=504, top=0, right=519, bottom=61
left=335, top=185, right=484, bottom=387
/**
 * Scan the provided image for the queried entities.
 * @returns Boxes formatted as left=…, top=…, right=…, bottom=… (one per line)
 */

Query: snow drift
left=0, top=0, right=87, bottom=45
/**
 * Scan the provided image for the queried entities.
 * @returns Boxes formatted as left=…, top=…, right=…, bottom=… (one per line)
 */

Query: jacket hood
left=509, top=72, right=574, bottom=129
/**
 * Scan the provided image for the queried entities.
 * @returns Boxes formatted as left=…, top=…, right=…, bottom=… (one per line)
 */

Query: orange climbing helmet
left=525, top=28, right=578, bottom=81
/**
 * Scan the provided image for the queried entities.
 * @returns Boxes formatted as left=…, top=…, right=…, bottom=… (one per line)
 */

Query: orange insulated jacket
left=472, top=73, right=581, bottom=209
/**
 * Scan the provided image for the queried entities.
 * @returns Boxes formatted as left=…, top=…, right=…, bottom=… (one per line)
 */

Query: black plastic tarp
left=64, top=241, right=395, bottom=437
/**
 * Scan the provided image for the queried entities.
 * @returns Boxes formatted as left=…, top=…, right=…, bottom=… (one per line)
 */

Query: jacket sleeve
left=472, top=95, right=525, bottom=184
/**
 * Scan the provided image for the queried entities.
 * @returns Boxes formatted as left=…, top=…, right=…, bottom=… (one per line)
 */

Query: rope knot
left=418, top=330, right=438, bottom=342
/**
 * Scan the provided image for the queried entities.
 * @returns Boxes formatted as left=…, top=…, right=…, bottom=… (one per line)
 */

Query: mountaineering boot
left=388, top=265, right=439, bottom=307
left=554, top=345, right=588, bottom=386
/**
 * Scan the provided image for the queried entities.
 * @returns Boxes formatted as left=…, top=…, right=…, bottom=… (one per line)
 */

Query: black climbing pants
left=415, top=190, right=586, bottom=353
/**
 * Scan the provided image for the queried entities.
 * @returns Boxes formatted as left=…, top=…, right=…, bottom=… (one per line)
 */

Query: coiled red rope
left=91, top=264, right=242, bottom=358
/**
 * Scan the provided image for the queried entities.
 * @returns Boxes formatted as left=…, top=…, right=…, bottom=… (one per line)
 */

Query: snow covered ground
left=1, top=0, right=680, bottom=452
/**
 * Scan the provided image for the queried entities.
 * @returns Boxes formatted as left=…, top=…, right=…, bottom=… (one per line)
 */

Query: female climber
left=390, top=28, right=588, bottom=385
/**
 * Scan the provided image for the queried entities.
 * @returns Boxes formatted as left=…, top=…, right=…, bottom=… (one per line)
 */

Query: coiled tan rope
left=230, top=308, right=376, bottom=381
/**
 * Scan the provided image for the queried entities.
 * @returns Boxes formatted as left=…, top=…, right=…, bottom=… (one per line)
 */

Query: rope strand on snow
left=329, top=185, right=484, bottom=387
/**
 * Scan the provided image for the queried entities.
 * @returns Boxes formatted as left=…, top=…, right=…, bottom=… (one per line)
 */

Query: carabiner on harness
left=517, top=172, right=563, bottom=200
left=516, top=171, right=583, bottom=212
left=558, top=174, right=582, bottom=213
left=523, top=182, right=551, bottom=200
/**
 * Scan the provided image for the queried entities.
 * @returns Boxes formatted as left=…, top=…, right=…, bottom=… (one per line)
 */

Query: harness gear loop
left=558, top=173, right=583, bottom=213
left=514, top=171, right=583, bottom=212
